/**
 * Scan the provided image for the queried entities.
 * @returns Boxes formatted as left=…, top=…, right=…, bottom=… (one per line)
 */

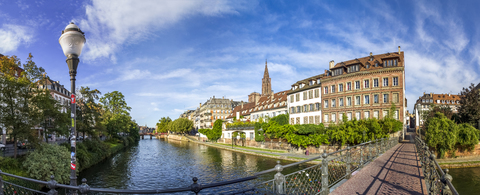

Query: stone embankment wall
left=443, top=143, right=480, bottom=158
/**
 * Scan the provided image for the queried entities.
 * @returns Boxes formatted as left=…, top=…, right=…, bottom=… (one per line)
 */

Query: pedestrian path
left=331, top=132, right=427, bottom=195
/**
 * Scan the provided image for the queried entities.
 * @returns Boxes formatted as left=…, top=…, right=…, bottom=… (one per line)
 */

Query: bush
left=425, top=112, right=458, bottom=158
left=22, top=144, right=70, bottom=184
left=456, top=123, right=479, bottom=150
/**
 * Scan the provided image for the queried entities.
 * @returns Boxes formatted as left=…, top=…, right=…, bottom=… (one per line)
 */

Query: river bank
left=437, top=155, right=480, bottom=168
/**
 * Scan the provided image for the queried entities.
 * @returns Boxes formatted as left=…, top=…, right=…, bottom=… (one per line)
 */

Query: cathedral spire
left=262, top=59, right=272, bottom=96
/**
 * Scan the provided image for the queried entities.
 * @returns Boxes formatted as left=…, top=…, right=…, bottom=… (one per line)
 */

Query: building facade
left=321, top=47, right=406, bottom=125
left=250, top=90, right=289, bottom=122
left=288, top=74, right=324, bottom=125
left=413, top=92, right=462, bottom=129
left=198, top=96, right=240, bottom=129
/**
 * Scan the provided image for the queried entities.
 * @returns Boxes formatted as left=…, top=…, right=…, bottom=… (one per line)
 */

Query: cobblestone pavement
left=331, top=133, right=426, bottom=195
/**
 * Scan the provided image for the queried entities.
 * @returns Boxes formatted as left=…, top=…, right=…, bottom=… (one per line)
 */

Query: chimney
left=370, top=52, right=373, bottom=57
left=213, top=96, right=215, bottom=99
left=199, top=103, right=202, bottom=107
left=271, top=95, right=274, bottom=101
left=241, top=101, right=244, bottom=109
left=430, top=93, right=433, bottom=97
left=223, top=96, right=224, bottom=99
left=329, top=60, right=335, bottom=69
left=448, top=93, right=451, bottom=96
left=398, top=46, right=401, bottom=54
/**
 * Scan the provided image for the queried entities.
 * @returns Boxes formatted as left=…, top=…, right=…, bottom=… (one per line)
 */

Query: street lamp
left=59, top=22, right=85, bottom=189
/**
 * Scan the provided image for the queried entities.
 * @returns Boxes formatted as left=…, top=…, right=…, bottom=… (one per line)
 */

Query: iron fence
left=414, top=136, right=459, bottom=195
left=1, top=137, right=399, bottom=195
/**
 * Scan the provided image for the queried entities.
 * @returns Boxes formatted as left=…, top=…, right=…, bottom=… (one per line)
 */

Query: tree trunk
left=13, top=136, right=17, bottom=158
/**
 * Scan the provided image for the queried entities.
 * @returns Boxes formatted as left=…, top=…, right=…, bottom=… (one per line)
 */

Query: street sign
left=71, top=163, right=76, bottom=170
left=71, top=94, right=76, bottom=104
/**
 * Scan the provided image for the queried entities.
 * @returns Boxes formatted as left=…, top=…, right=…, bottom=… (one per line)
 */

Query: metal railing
left=1, top=137, right=399, bottom=195
left=414, top=136, right=459, bottom=195
left=251, top=137, right=398, bottom=195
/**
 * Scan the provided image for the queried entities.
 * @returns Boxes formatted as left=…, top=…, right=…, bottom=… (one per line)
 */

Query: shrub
left=425, top=112, right=458, bottom=158
left=22, top=144, right=70, bottom=184
left=457, top=123, right=480, bottom=150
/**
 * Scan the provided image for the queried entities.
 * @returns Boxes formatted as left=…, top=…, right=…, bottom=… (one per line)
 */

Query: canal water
left=79, top=138, right=308, bottom=194
left=448, top=167, right=480, bottom=195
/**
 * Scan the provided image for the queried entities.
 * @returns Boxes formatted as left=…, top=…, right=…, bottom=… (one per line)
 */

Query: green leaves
left=23, top=143, right=70, bottom=184
left=156, top=117, right=172, bottom=133
left=169, top=118, right=194, bottom=134
left=199, top=120, right=223, bottom=141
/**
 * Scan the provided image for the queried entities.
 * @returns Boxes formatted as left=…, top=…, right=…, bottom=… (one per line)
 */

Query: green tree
left=0, top=54, right=45, bottom=158
left=31, top=89, right=69, bottom=143
left=170, top=118, right=193, bottom=134
left=456, top=123, right=479, bottom=150
left=458, top=83, right=480, bottom=129
left=23, top=143, right=70, bottom=183
left=424, top=112, right=458, bottom=158
left=156, top=117, right=172, bottom=133
left=100, top=91, right=131, bottom=138
left=77, top=87, right=103, bottom=139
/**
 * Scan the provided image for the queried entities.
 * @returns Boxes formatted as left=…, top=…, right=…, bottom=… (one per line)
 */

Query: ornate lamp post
left=59, top=22, right=86, bottom=189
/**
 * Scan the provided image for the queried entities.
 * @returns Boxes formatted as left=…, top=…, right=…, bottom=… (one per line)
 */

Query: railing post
left=382, top=138, right=386, bottom=153
left=441, top=169, right=453, bottom=195
left=345, top=145, right=351, bottom=179
left=428, top=153, right=437, bottom=194
left=0, top=170, right=3, bottom=195
left=47, top=175, right=58, bottom=195
left=273, top=161, right=285, bottom=195
left=360, top=144, right=364, bottom=168
left=321, top=151, right=329, bottom=195
left=78, top=178, right=90, bottom=194
left=190, top=177, right=202, bottom=195
left=376, top=139, right=380, bottom=157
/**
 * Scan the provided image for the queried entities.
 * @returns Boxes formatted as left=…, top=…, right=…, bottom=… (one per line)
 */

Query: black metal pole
left=67, top=55, right=79, bottom=194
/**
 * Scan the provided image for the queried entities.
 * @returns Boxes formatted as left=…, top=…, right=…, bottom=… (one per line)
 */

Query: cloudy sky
left=1, top=0, right=479, bottom=127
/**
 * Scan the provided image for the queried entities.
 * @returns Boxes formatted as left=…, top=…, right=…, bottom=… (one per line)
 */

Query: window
left=383, top=94, right=389, bottom=103
left=309, top=80, right=314, bottom=86
left=355, top=81, right=360, bottom=89
left=375, top=62, right=378, bottom=67
left=310, top=104, right=314, bottom=111
left=383, top=78, right=389, bottom=86
left=394, top=59, right=398, bottom=66
left=339, top=98, right=344, bottom=106
left=395, top=110, right=399, bottom=120
left=314, top=89, right=320, bottom=98
left=383, top=111, right=388, bottom=118
left=347, top=112, right=352, bottom=121
left=355, top=96, right=360, bottom=105
left=304, top=105, right=308, bottom=112
left=332, top=99, right=336, bottom=107
left=366, top=63, right=370, bottom=69
left=290, top=95, right=294, bottom=103
left=347, top=82, right=352, bottom=90
left=309, top=116, right=314, bottom=124
left=304, top=117, right=308, bottom=124
left=364, top=111, right=370, bottom=119
left=250, top=132, right=254, bottom=140
left=324, top=100, right=328, bottom=108
left=347, top=97, right=352, bottom=106
left=355, top=112, right=361, bottom=120
left=309, top=90, right=313, bottom=99
left=317, top=79, right=321, bottom=84
left=374, top=111, right=379, bottom=119
left=393, top=93, right=399, bottom=103
left=296, top=94, right=300, bottom=102
left=331, top=85, right=335, bottom=93
left=296, top=117, right=300, bottom=124
left=290, top=107, right=295, bottom=114
left=332, top=68, right=343, bottom=76
left=374, top=78, right=379, bottom=87
left=324, top=114, right=329, bottom=122
left=332, top=114, right=336, bottom=122
left=339, top=84, right=343, bottom=92
left=374, top=94, right=379, bottom=103
left=296, top=106, right=301, bottom=113
left=364, top=95, right=370, bottom=104
left=348, top=64, right=360, bottom=73
left=315, top=103, right=320, bottom=110
left=364, top=80, right=369, bottom=88
left=303, top=92, right=307, bottom=100
left=324, top=87, right=328, bottom=94
left=393, top=77, right=398, bottom=86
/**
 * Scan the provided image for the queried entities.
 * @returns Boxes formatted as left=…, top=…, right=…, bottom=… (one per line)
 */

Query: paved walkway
left=331, top=132, right=427, bottom=195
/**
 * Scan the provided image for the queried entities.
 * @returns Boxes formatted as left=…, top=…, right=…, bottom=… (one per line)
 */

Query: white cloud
left=0, top=24, right=33, bottom=53
left=78, top=0, right=246, bottom=62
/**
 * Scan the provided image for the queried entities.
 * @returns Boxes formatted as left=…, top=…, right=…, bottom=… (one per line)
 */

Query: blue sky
left=1, top=0, right=479, bottom=127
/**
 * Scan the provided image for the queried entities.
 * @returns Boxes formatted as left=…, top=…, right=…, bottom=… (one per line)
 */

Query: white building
left=250, top=90, right=289, bottom=122
left=288, top=74, right=324, bottom=124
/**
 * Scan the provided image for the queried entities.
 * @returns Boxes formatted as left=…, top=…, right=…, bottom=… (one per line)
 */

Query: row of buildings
left=180, top=47, right=409, bottom=134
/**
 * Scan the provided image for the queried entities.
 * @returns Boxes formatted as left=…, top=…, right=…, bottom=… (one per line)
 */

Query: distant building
left=288, top=74, right=324, bottom=125
left=197, top=96, right=241, bottom=129
left=414, top=92, right=462, bottom=129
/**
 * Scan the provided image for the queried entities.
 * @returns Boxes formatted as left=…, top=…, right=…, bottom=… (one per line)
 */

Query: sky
left=1, top=0, right=479, bottom=127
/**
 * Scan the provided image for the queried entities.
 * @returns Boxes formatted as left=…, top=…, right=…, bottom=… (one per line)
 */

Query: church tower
left=262, top=60, right=273, bottom=96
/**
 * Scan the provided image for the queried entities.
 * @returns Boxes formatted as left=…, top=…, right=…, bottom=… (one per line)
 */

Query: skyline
left=1, top=0, right=479, bottom=126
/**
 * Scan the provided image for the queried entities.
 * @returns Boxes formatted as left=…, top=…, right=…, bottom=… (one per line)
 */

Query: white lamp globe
left=59, top=22, right=86, bottom=57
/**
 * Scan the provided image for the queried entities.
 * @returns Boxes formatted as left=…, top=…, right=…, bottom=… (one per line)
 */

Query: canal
left=448, top=167, right=480, bottom=195
left=79, top=137, right=308, bottom=194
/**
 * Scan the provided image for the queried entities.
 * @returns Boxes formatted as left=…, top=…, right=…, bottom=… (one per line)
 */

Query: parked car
left=0, top=143, right=5, bottom=151
left=17, top=140, right=30, bottom=149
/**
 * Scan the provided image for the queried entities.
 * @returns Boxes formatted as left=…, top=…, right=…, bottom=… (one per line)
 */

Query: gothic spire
left=264, top=59, right=269, bottom=78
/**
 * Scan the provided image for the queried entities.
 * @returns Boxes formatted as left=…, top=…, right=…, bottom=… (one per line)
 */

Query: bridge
left=0, top=129, right=458, bottom=194
left=139, top=132, right=157, bottom=139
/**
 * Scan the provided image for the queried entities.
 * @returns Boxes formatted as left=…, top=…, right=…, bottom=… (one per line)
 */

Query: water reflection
left=79, top=137, right=308, bottom=194
left=448, top=167, right=480, bottom=195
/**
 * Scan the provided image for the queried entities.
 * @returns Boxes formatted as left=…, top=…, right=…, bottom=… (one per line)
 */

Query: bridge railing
left=414, top=136, right=459, bottom=195
left=1, top=137, right=399, bottom=195
left=249, top=137, right=398, bottom=195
